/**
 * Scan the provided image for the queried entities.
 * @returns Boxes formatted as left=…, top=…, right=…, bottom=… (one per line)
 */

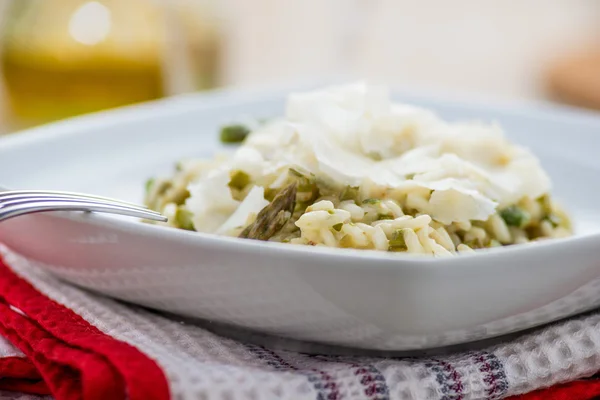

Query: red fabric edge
left=508, top=378, right=600, bottom=400
left=0, top=356, right=40, bottom=380
left=0, top=379, right=50, bottom=396
left=0, top=254, right=170, bottom=400
left=0, top=300, right=120, bottom=400
left=0, top=356, right=49, bottom=395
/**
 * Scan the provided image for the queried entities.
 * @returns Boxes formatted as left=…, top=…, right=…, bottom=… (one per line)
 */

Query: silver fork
left=0, top=190, right=167, bottom=223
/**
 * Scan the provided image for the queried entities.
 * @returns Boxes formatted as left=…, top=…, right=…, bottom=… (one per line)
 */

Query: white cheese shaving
left=186, top=81, right=551, bottom=230
left=216, top=186, right=269, bottom=235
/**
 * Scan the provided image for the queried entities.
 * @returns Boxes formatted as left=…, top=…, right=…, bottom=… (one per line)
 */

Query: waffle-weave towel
left=0, top=247, right=600, bottom=400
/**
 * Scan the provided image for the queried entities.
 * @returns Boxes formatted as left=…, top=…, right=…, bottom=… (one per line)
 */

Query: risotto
left=144, top=82, right=572, bottom=255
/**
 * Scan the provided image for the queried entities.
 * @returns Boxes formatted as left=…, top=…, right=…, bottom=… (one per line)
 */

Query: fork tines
left=0, top=190, right=167, bottom=223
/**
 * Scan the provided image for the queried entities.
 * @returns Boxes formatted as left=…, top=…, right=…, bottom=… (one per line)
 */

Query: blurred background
left=0, top=0, right=598, bottom=134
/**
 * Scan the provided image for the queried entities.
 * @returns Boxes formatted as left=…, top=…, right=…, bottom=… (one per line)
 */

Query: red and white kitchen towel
left=1, top=246, right=600, bottom=400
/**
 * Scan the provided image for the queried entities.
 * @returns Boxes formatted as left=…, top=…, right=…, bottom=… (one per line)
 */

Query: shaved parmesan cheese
left=216, top=186, right=269, bottom=235
left=186, top=81, right=552, bottom=228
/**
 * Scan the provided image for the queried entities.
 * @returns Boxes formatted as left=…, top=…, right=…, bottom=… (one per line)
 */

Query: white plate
left=1, top=83, right=600, bottom=352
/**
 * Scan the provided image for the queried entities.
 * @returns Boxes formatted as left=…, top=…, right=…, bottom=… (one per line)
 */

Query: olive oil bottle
left=1, top=0, right=221, bottom=130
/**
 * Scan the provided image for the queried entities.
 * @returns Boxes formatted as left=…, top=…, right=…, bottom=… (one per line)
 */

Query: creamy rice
left=144, top=82, right=572, bottom=255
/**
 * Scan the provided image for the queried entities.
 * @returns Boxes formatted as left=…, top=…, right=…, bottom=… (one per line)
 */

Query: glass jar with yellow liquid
left=0, top=0, right=221, bottom=130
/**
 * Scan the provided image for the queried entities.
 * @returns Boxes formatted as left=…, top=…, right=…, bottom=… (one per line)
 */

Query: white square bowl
left=1, top=83, right=600, bottom=352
